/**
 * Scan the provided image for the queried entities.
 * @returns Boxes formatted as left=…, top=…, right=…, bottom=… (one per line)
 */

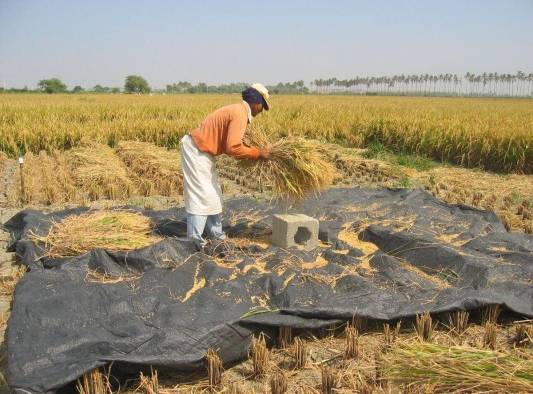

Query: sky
left=1, top=0, right=532, bottom=89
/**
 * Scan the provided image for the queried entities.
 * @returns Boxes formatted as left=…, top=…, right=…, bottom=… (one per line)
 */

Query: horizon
left=1, top=0, right=533, bottom=89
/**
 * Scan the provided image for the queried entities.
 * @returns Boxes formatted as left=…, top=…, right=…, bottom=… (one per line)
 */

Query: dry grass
left=67, top=141, right=137, bottom=201
left=31, top=210, right=160, bottom=258
left=76, top=368, right=113, bottom=394
left=116, top=141, right=182, bottom=196
left=0, top=265, right=26, bottom=297
left=85, top=269, right=140, bottom=284
left=382, top=342, right=533, bottom=393
left=243, top=127, right=335, bottom=201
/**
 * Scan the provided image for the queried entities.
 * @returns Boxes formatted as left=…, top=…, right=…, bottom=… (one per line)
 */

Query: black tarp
left=3, top=188, right=532, bottom=393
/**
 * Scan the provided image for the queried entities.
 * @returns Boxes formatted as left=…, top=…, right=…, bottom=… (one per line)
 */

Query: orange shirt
left=190, top=102, right=261, bottom=160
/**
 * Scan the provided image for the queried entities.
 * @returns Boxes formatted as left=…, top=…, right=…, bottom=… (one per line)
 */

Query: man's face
left=250, top=102, right=263, bottom=117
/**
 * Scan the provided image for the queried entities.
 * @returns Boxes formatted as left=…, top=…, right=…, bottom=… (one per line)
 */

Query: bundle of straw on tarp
left=242, top=129, right=335, bottom=201
left=31, top=210, right=161, bottom=258
left=116, top=141, right=182, bottom=196
left=382, top=342, right=533, bottom=393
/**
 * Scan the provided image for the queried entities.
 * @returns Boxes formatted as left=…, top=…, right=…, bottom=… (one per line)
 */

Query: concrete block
left=271, top=214, right=319, bottom=251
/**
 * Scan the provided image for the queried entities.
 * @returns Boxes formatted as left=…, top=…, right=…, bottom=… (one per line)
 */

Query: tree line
left=1, top=72, right=531, bottom=97
left=312, top=71, right=533, bottom=97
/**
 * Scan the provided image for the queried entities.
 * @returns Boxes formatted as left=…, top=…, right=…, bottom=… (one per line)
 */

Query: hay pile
left=382, top=342, right=533, bottom=392
left=243, top=129, right=335, bottom=201
left=32, top=210, right=161, bottom=258
left=67, top=141, right=137, bottom=201
left=116, top=141, right=182, bottom=196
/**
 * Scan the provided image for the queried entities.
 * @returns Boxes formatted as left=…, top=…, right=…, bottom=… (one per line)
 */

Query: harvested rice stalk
left=415, top=312, right=434, bottom=342
left=116, top=141, right=182, bottom=196
left=345, top=323, right=359, bottom=359
left=137, top=368, right=159, bottom=394
left=242, top=128, right=335, bottom=201
left=352, top=315, right=368, bottom=332
left=67, top=141, right=137, bottom=201
left=383, top=321, right=401, bottom=347
left=278, top=326, right=292, bottom=349
left=250, top=333, right=269, bottom=376
left=448, top=310, right=469, bottom=336
left=293, top=337, right=307, bottom=368
left=382, top=342, right=533, bottom=393
left=206, top=348, right=223, bottom=388
left=483, top=322, right=498, bottom=350
left=31, top=210, right=161, bottom=258
left=270, top=371, right=288, bottom=394
left=513, top=324, right=533, bottom=347
left=321, top=367, right=337, bottom=394
left=76, top=368, right=113, bottom=394
left=482, top=304, right=501, bottom=325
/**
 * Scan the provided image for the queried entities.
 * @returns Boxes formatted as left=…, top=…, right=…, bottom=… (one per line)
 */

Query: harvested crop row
left=116, top=141, right=182, bottom=196
left=66, top=141, right=137, bottom=201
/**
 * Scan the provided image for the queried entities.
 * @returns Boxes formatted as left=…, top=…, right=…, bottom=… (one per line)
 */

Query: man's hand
left=259, top=148, right=271, bottom=160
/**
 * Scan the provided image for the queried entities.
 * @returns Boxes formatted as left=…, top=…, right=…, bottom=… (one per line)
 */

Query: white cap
left=251, top=83, right=270, bottom=110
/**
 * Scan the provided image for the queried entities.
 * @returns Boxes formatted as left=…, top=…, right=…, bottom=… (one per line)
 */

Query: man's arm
left=225, top=116, right=263, bottom=160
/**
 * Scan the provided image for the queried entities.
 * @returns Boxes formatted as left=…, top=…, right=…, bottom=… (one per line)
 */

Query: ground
left=0, top=143, right=531, bottom=393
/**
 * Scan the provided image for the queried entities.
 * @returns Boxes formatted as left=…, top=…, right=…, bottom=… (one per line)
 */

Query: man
left=180, top=83, right=270, bottom=250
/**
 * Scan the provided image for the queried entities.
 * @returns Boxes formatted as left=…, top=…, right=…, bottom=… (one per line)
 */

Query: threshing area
left=0, top=95, right=531, bottom=393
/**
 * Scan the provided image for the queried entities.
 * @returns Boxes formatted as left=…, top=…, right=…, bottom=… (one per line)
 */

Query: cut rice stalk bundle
left=243, top=129, right=335, bottom=201
left=67, top=141, right=137, bottom=201
left=382, top=342, right=533, bottom=393
left=31, top=210, right=161, bottom=258
left=116, top=141, right=182, bottom=196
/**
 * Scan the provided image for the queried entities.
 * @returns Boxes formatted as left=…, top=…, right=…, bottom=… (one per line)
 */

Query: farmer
left=180, top=83, right=270, bottom=251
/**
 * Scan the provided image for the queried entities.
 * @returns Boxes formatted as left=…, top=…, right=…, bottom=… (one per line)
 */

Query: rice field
left=1, top=94, right=532, bottom=173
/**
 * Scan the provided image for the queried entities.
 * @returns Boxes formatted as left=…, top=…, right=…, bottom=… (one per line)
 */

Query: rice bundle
left=382, top=342, right=533, bottom=393
left=32, top=210, right=161, bottom=258
left=67, top=141, right=137, bottom=201
left=243, top=129, right=335, bottom=201
left=116, top=141, right=182, bottom=196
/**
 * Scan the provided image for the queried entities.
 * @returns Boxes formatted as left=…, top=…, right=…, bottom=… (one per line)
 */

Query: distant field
left=0, top=94, right=532, bottom=173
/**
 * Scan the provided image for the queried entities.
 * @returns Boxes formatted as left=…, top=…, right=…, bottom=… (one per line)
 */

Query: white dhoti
left=179, top=134, right=223, bottom=215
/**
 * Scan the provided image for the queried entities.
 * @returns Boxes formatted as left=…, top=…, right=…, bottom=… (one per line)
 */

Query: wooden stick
left=18, top=156, right=25, bottom=204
